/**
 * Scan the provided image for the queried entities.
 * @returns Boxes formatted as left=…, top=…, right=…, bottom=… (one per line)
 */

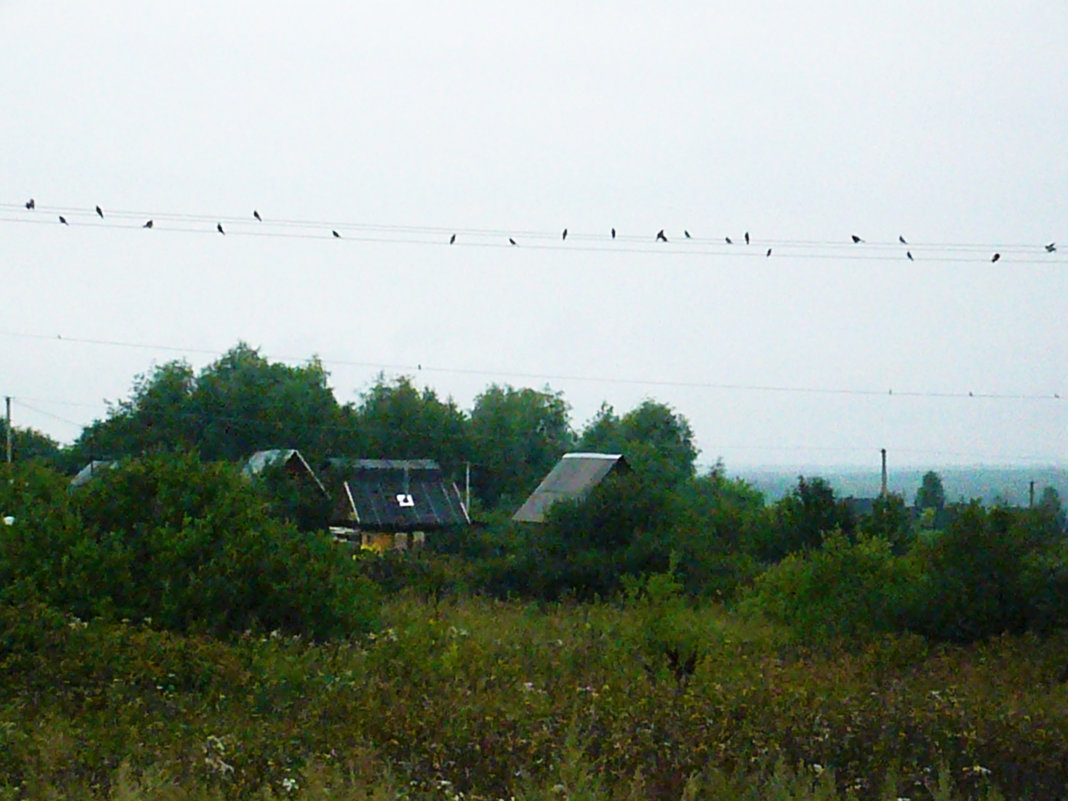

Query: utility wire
left=1, top=329, right=1062, bottom=403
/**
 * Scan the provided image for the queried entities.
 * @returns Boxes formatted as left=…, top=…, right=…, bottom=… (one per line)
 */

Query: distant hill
left=730, top=466, right=1068, bottom=506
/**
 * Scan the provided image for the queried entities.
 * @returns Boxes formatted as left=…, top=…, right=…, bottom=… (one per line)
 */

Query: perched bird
left=509, top=237, right=517, bottom=246
left=253, top=210, right=262, bottom=221
left=991, top=253, right=1000, bottom=263
left=95, top=205, right=104, bottom=218
left=766, top=248, right=772, bottom=257
left=58, top=215, right=68, bottom=225
left=1046, top=242, right=1057, bottom=253
left=906, top=251, right=913, bottom=261
left=611, top=228, right=616, bottom=239
left=24, top=198, right=34, bottom=210
left=744, top=232, right=750, bottom=245
left=725, top=236, right=732, bottom=244
left=449, top=233, right=456, bottom=244
left=562, top=228, right=567, bottom=241
left=851, top=235, right=863, bottom=243
left=684, top=230, right=691, bottom=239
left=332, top=230, right=340, bottom=238
left=143, top=220, right=153, bottom=229
left=217, top=223, right=225, bottom=235
left=899, top=235, right=908, bottom=244
left=656, top=229, right=668, bottom=242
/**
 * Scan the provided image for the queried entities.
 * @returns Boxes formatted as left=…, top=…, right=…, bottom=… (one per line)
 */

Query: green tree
left=577, top=400, right=698, bottom=489
left=467, top=384, right=573, bottom=510
left=344, top=374, right=469, bottom=477
left=0, top=421, right=62, bottom=466
left=914, top=470, right=946, bottom=511
left=754, top=476, right=855, bottom=562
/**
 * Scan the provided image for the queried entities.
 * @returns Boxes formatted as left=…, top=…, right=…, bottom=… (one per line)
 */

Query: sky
left=2, top=2, right=1067, bottom=471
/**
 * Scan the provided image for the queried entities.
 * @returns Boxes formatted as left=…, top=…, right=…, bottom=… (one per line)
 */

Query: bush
left=1, top=453, right=379, bottom=640
left=741, top=530, right=917, bottom=641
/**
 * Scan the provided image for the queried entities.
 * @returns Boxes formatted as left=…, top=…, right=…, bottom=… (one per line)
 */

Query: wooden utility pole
left=4, top=396, right=11, bottom=465
left=880, top=448, right=888, bottom=497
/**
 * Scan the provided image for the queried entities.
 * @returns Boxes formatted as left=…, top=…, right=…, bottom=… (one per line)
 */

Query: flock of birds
left=20, top=198, right=1059, bottom=260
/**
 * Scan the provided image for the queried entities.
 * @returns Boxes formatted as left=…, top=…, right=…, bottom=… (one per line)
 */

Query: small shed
left=243, top=449, right=327, bottom=496
left=326, top=458, right=469, bottom=551
left=512, top=452, right=629, bottom=523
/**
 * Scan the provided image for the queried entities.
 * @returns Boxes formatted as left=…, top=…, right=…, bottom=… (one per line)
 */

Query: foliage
left=750, top=476, right=856, bottom=562
left=577, top=400, right=698, bottom=489
left=467, top=384, right=574, bottom=510
left=916, top=470, right=947, bottom=511
left=2, top=595, right=1068, bottom=800
left=0, top=420, right=62, bottom=466
left=1, top=454, right=378, bottom=640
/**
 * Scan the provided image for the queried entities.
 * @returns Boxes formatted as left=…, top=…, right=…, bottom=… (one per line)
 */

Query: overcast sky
left=2, top=2, right=1067, bottom=471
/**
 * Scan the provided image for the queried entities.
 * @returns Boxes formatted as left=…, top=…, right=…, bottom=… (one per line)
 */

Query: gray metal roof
left=329, top=459, right=469, bottom=532
left=512, top=452, right=629, bottom=523
left=243, top=449, right=326, bottom=495
left=69, top=460, right=119, bottom=489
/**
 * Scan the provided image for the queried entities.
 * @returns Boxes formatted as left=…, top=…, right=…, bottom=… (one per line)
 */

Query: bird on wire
left=745, top=232, right=750, bottom=245
left=24, top=198, right=34, bottom=210
left=611, top=228, right=616, bottom=239
left=851, top=235, right=863, bottom=243
left=253, top=210, right=262, bottom=221
left=899, top=235, right=908, bottom=244
left=1046, top=242, right=1057, bottom=253
left=58, top=215, right=68, bottom=225
left=332, top=230, right=340, bottom=238
left=766, top=248, right=772, bottom=257
left=991, top=253, right=1000, bottom=263
left=656, top=229, right=668, bottom=242
left=906, top=251, right=913, bottom=261
left=509, top=237, right=517, bottom=246
left=95, top=205, right=104, bottom=219
left=725, top=236, right=732, bottom=244
left=143, top=220, right=153, bottom=229
left=217, top=223, right=225, bottom=235
left=449, top=234, right=456, bottom=244
left=562, top=228, right=567, bottom=240
left=684, top=230, right=691, bottom=239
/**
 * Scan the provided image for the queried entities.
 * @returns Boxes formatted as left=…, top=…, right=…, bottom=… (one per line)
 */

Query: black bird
left=991, top=253, right=1000, bottom=263
left=24, top=198, right=34, bottom=210
left=449, top=233, right=456, bottom=244
left=58, top=215, right=68, bottom=225
left=744, top=231, right=750, bottom=245
left=766, top=248, right=772, bottom=257
left=899, top=235, right=908, bottom=244
left=562, top=228, right=567, bottom=240
left=906, top=251, right=913, bottom=261
left=656, top=229, right=668, bottom=242
left=253, top=210, right=262, bottom=221
left=611, top=228, right=616, bottom=239
left=684, top=230, right=691, bottom=239
left=332, top=230, right=340, bottom=238
left=143, top=220, right=153, bottom=229
left=96, top=205, right=103, bottom=218
left=851, top=235, right=863, bottom=243
left=509, top=237, right=517, bottom=246
left=217, top=223, right=225, bottom=235
left=725, top=236, right=732, bottom=244
left=1046, top=242, right=1057, bottom=253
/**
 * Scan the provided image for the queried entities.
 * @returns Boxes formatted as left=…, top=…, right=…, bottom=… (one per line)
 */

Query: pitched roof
left=329, top=459, right=469, bottom=532
left=243, top=449, right=326, bottom=495
left=69, top=459, right=119, bottom=490
left=512, top=452, right=629, bottom=523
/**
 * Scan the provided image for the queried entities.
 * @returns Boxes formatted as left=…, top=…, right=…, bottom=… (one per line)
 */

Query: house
left=324, top=458, right=469, bottom=551
left=512, top=452, right=629, bottom=523
left=242, top=449, right=327, bottom=496
left=69, top=459, right=119, bottom=491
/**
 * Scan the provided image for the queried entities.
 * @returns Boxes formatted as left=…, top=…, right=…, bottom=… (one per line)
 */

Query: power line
left=1, top=201, right=1062, bottom=263
left=1, top=328, right=1062, bottom=403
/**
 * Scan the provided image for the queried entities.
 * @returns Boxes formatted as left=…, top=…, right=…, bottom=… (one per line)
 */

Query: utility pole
left=880, top=448, right=887, bottom=497
left=4, top=396, right=11, bottom=465
left=1030, top=480, right=1036, bottom=508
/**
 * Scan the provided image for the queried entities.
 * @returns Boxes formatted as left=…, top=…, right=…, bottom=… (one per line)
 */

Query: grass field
left=3, top=592, right=1068, bottom=800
